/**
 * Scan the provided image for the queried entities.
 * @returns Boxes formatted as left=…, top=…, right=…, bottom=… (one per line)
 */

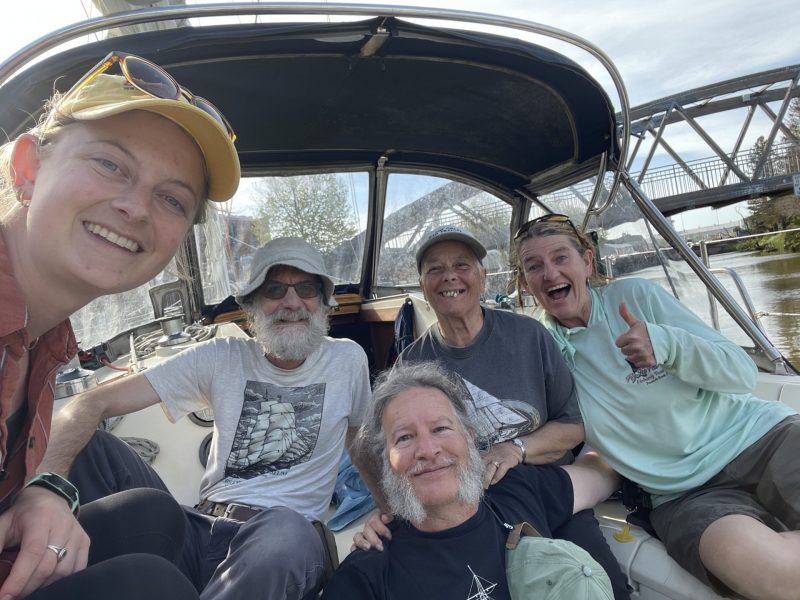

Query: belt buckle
left=223, top=503, right=242, bottom=519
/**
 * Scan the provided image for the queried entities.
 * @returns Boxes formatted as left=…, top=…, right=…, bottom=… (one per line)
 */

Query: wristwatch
left=24, top=472, right=80, bottom=516
left=510, top=437, right=526, bottom=464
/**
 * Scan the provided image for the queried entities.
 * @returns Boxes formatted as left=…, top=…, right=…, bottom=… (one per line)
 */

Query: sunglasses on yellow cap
left=62, top=51, right=236, bottom=142
left=513, top=213, right=582, bottom=241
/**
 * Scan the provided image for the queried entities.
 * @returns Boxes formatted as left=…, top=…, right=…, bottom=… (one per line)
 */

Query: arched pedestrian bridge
left=543, top=64, right=800, bottom=216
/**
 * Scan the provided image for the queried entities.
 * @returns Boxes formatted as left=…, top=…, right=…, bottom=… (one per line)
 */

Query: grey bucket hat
left=235, top=237, right=337, bottom=306
left=415, top=225, right=487, bottom=273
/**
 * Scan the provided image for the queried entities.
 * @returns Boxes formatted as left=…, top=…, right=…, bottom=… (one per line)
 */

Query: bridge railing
left=542, top=139, right=800, bottom=206
left=637, top=139, right=800, bottom=197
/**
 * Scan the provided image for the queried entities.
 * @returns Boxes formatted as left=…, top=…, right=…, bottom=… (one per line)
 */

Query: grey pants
left=72, top=430, right=325, bottom=600
left=183, top=505, right=325, bottom=600
left=650, top=415, right=800, bottom=595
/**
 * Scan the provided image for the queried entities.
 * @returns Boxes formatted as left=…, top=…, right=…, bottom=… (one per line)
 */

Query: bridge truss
left=542, top=64, right=800, bottom=217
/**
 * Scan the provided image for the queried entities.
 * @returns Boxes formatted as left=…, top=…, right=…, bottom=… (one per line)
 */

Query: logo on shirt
left=223, top=381, right=325, bottom=480
left=625, top=365, right=667, bottom=385
left=467, top=565, right=497, bottom=599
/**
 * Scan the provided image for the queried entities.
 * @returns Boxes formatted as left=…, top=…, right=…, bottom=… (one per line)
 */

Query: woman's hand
left=0, top=486, right=90, bottom=599
left=351, top=509, right=393, bottom=552
left=481, top=441, right=523, bottom=488
left=616, top=302, right=657, bottom=369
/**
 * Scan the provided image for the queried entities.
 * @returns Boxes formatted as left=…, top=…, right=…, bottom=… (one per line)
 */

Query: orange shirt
left=0, top=234, right=76, bottom=511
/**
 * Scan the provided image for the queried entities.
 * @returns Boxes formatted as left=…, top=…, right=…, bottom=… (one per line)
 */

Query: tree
left=747, top=195, right=800, bottom=231
left=250, top=174, right=358, bottom=253
left=745, top=99, right=800, bottom=234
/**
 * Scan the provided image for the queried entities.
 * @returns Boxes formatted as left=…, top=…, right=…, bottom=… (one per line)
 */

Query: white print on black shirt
left=466, top=565, right=497, bottom=599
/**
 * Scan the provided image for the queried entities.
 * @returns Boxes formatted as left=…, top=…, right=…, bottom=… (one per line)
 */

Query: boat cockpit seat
left=595, top=502, right=727, bottom=599
left=778, top=382, right=800, bottom=412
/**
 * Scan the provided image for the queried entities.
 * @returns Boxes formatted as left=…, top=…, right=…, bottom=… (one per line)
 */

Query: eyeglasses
left=513, top=214, right=580, bottom=241
left=63, top=51, right=236, bottom=142
left=259, top=280, right=322, bottom=300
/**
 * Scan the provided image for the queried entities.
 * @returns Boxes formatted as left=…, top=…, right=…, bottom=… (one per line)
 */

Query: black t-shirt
left=322, top=464, right=573, bottom=600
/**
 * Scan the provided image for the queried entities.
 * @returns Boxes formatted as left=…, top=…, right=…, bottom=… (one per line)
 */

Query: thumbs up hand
left=615, top=302, right=657, bottom=369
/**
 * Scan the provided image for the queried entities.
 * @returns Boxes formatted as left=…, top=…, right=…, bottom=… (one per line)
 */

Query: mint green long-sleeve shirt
left=539, top=277, right=794, bottom=506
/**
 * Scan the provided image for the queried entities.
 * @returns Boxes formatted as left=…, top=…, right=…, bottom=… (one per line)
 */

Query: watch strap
left=511, top=437, right=526, bottom=464
left=25, top=472, right=80, bottom=515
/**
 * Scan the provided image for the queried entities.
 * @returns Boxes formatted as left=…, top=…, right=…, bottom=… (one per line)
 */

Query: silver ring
left=492, top=461, right=501, bottom=469
left=46, top=544, right=68, bottom=563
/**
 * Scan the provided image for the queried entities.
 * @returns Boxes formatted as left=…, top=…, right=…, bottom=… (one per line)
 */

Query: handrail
left=701, top=227, right=800, bottom=248
left=0, top=2, right=630, bottom=225
left=621, top=172, right=789, bottom=373
left=698, top=230, right=800, bottom=336
left=707, top=267, right=766, bottom=334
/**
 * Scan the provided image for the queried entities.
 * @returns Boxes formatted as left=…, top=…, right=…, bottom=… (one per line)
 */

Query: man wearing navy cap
left=353, top=225, right=631, bottom=600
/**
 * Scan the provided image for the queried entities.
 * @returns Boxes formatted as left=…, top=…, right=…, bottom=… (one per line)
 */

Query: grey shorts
left=649, top=414, right=800, bottom=596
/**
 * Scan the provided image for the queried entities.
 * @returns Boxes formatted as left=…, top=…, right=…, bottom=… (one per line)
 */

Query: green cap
left=506, top=536, right=614, bottom=600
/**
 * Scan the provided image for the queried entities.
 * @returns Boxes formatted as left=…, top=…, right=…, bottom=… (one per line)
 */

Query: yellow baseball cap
left=56, top=74, right=240, bottom=201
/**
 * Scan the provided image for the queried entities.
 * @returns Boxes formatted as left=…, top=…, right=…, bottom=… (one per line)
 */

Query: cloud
left=3, top=0, right=796, bottom=104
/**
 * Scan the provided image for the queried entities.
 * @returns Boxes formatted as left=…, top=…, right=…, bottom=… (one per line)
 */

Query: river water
left=707, top=251, right=800, bottom=370
left=638, top=251, right=800, bottom=370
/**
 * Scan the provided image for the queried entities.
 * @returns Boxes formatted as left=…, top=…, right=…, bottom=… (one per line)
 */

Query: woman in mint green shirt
left=513, top=215, right=798, bottom=600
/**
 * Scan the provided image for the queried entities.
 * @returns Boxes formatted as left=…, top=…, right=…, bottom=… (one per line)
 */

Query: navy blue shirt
left=322, top=464, right=573, bottom=600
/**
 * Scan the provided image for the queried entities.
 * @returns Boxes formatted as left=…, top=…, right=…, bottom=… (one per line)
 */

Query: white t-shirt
left=145, top=336, right=371, bottom=520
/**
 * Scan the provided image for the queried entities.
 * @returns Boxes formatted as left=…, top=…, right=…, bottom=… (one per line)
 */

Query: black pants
left=70, top=431, right=326, bottom=599
left=69, top=430, right=172, bottom=501
left=554, top=508, right=631, bottom=600
left=27, top=488, right=197, bottom=600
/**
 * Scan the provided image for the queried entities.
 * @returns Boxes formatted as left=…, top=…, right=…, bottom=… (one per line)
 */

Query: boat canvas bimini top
left=1, top=4, right=797, bottom=600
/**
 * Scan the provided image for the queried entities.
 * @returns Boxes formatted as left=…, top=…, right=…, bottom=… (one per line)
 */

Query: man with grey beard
left=322, top=362, right=617, bottom=600
left=40, top=238, right=371, bottom=600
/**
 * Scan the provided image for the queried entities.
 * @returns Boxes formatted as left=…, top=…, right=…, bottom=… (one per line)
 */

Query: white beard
left=381, top=440, right=485, bottom=526
left=251, top=305, right=329, bottom=362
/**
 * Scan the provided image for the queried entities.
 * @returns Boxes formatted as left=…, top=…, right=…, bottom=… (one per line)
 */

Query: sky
left=1, top=0, right=798, bottom=229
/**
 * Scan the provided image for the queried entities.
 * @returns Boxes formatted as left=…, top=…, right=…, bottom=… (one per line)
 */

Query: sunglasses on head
left=513, top=214, right=580, bottom=241
left=63, top=51, right=236, bottom=142
left=260, top=280, right=323, bottom=300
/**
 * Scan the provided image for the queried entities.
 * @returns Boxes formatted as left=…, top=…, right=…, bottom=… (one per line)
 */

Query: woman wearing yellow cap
left=0, top=52, right=240, bottom=599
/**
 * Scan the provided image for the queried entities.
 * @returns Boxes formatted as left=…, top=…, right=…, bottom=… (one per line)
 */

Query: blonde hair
left=0, top=92, right=208, bottom=224
left=0, top=92, right=70, bottom=219
left=512, top=219, right=609, bottom=302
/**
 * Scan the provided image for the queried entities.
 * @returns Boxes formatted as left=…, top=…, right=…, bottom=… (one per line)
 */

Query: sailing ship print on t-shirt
left=462, top=380, right=540, bottom=450
left=224, top=380, right=325, bottom=479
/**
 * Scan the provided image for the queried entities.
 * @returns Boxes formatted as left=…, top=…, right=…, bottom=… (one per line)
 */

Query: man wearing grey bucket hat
left=41, top=237, right=370, bottom=600
left=236, top=237, right=338, bottom=308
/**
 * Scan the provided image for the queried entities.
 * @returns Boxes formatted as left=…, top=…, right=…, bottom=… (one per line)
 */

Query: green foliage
left=745, top=99, right=800, bottom=248
left=735, top=238, right=761, bottom=252
left=785, top=229, right=800, bottom=253
left=746, top=196, right=800, bottom=232
left=250, top=174, right=359, bottom=253
left=737, top=229, right=800, bottom=254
